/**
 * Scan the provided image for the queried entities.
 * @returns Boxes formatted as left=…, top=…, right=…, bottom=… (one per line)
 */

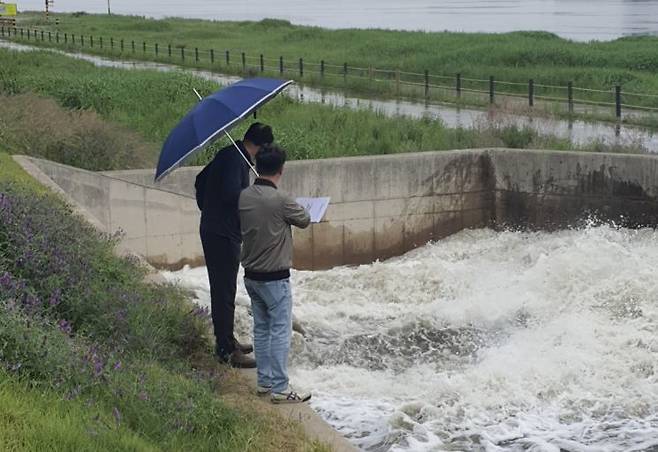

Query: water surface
left=164, top=225, right=658, bottom=451
left=14, top=0, right=658, bottom=41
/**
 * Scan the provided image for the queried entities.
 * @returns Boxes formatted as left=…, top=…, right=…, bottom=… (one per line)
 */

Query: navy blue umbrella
left=155, top=77, right=294, bottom=182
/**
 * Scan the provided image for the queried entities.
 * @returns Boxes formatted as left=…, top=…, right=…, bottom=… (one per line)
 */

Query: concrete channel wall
left=18, top=149, right=658, bottom=270
left=18, top=156, right=204, bottom=269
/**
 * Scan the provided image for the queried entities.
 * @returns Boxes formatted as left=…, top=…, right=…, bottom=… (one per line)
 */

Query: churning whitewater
left=162, top=226, right=658, bottom=451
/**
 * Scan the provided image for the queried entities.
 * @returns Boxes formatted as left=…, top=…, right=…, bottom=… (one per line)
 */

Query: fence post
left=131, top=40, right=135, bottom=53
left=299, top=58, right=303, bottom=77
left=142, top=41, right=146, bottom=54
left=99, top=36, right=103, bottom=48
left=343, top=62, right=347, bottom=81
left=64, top=33, right=67, bottom=43
left=90, top=36, right=93, bottom=47
left=260, top=54, right=264, bottom=72
left=320, top=60, right=325, bottom=78
left=168, top=44, right=171, bottom=58
left=41, top=31, right=44, bottom=41
left=567, top=81, right=573, bottom=113
left=195, top=47, right=199, bottom=62
left=242, top=52, right=246, bottom=71
left=20, top=28, right=22, bottom=38
left=395, top=70, right=400, bottom=96
left=181, top=47, right=185, bottom=61
left=81, top=35, right=84, bottom=46
left=120, top=39, right=124, bottom=52
left=456, top=73, right=462, bottom=98
left=155, top=43, right=158, bottom=57
left=72, top=34, right=75, bottom=44
left=489, top=76, right=495, bottom=104
left=48, top=31, right=52, bottom=42
left=424, top=70, right=429, bottom=98
left=211, top=49, right=215, bottom=65
left=615, top=85, right=622, bottom=119
left=529, top=79, right=534, bottom=107
left=110, top=37, right=114, bottom=51
left=279, top=56, right=283, bottom=74
left=226, top=50, right=230, bottom=65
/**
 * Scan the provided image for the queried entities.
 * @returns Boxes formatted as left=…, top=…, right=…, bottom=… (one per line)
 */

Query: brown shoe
left=234, top=338, right=253, bottom=354
left=228, top=349, right=256, bottom=369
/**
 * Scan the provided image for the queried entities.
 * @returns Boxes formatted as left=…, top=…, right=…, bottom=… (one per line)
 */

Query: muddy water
left=15, top=0, right=658, bottom=41
left=2, top=40, right=657, bottom=153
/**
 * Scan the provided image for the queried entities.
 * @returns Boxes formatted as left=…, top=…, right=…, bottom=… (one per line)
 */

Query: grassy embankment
left=10, top=12, right=658, bottom=124
left=1, top=47, right=646, bottom=174
left=0, top=152, right=328, bottom=451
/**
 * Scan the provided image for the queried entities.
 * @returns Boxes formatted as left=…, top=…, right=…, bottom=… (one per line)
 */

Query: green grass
left=1, top=47, right=645, bottom=172
left=8, top=12, right=658, bottom=116
left=0, top=373, right=158, bottom=451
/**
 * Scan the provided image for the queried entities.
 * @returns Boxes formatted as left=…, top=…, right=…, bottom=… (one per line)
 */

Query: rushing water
left=163, top=225, right=658, bottom=451
left=13, top=0, right=658, bottom=41
left=2, top=40, right=658, bottom=153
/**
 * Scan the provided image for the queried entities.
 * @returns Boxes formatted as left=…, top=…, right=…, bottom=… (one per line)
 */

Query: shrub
left=0, top=94, right=155, bottom=170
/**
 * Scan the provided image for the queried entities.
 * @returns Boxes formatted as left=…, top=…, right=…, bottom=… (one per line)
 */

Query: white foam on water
left=162, top=226, right=658, bottom=451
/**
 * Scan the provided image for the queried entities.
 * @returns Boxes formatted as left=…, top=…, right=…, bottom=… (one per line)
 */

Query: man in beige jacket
left=238, top=144, right=312, bottom=404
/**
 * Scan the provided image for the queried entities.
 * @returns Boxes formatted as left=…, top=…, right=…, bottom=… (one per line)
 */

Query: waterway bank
left=2, top=40, right=656, bottom=154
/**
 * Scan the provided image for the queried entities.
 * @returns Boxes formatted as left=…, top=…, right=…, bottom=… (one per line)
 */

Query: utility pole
left=107, top=0, right=111, bottom=15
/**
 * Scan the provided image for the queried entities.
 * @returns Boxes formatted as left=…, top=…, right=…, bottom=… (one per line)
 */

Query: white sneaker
left=271, top=386, right=311, bottom=404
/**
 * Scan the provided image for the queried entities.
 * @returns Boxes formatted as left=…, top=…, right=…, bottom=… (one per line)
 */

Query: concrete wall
left=105, top=150, right=495, bottom=269
left=23, top=157, right=204, bottom=269
left=491, top=149, right=658, bottom=229
left=22, top=149, right=658, bottom=271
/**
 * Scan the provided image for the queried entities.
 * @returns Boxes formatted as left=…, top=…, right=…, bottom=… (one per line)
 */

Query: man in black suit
left=195, top=123, right=273, bottom=368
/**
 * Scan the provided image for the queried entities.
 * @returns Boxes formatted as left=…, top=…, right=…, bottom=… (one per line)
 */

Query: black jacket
left=197, top=141, right=251, bottom=242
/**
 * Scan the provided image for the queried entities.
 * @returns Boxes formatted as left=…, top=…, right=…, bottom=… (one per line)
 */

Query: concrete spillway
left=15, top=148, right=658, bottom=270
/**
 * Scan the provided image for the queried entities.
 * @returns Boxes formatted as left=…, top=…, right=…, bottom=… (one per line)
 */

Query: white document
left=296, top=197, right=330, bottom=223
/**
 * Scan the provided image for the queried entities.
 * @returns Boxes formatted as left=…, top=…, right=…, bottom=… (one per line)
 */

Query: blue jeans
left=244, top=278, right=293, bottom=393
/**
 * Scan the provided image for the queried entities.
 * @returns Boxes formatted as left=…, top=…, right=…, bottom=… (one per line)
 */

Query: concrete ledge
left=21, top=148, right=658, bottom=270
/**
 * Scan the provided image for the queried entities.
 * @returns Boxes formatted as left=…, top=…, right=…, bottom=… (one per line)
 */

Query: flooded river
left=163, top=225, right=658, bottom=451
left=14, top=0, right=658, bottom=41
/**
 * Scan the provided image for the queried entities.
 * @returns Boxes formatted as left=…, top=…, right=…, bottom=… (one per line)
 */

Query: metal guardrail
left=3, top=26, right=658, bottom=120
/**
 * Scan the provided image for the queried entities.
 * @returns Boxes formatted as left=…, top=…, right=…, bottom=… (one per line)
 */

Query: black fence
left=3, top=25, right=658, bottom=120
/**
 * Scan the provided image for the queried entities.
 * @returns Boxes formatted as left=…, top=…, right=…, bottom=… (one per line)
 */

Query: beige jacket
left=238, top=179, right=310, bottom=279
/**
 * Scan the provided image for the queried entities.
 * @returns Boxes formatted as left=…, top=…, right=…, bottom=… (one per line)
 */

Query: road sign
left=0, top=3, right=16, bottom=17
left=0, top=3, right=17, bottom=16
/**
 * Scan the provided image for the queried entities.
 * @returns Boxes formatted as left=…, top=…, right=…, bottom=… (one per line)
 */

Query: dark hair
left=256, top=144, right=286, bottom=176
left=243, top=122, right=273, bottom=146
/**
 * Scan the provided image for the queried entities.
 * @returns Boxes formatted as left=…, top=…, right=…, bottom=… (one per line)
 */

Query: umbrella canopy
left=155, top=77, right=293, bottom=182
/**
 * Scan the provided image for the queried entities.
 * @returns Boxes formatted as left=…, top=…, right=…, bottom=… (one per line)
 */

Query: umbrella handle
left=225, top=131, right=260, bottom=178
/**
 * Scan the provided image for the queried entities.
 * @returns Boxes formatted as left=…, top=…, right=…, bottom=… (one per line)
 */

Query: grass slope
left=0, top=152, right=327, bottom=451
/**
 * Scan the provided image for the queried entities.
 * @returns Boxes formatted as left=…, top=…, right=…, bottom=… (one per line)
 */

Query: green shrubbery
left=0, top=153, right=321, bottom=451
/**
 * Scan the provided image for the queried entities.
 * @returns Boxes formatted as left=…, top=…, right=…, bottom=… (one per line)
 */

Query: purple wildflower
left=58, top=319, right=72, bottom=335
left=0, top=193, right=11, bottom=211
left=112, top=407, right=122, bottom=425
left=113, top=360, right=122, bottom=371
left=48, top=289, right=62, bottom=307
left=115, top=308, right=127, bottom=322
left=0, top=272, right=13, bottom=290
left=93, top=358, right=104, bottom=377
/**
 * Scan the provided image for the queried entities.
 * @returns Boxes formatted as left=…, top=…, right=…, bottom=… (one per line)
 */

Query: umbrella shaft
left=225, top=131, right=259, bottom=178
